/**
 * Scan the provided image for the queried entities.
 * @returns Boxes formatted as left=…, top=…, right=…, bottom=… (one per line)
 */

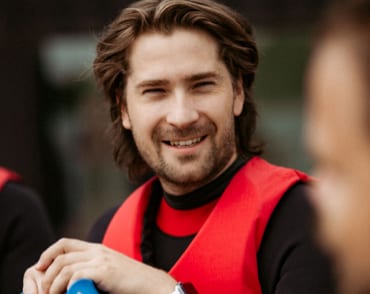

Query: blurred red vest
left=103, top=157, right=308, bottom=294
left=0, top=167, right=20, bottom=190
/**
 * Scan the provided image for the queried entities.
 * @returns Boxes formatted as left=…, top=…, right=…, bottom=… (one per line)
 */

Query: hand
left=23, top=238, right=177, bottom=294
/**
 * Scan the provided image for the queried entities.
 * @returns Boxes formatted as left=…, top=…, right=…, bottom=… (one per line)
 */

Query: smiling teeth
left=170, top=137, right=202, bottom=147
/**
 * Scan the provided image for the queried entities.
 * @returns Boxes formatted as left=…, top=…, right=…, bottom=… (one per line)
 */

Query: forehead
left=127, top=28, right=223, bottom=76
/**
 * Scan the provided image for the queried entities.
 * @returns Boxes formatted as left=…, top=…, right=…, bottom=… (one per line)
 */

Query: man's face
left=122, top=28, right=244, bottom=195
left=306, top=38, right=370, bottom=292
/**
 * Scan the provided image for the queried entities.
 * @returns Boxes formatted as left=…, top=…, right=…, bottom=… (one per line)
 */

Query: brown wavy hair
left=93, top=0, right=262, bottom=181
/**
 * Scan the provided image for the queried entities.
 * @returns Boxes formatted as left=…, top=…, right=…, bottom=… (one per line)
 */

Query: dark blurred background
left=0, top=0, right=328, bottom=237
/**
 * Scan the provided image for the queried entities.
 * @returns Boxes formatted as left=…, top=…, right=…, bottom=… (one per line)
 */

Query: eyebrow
left=184, top=71, right=222, bottom=83
left=136, top=71, right=222, bottom=90
left=136, top=79, right=170, bottom=90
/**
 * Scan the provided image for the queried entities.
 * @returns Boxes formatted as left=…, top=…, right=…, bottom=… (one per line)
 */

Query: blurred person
left=305, top=0, right=370, bottom=293
left=0, top=167, right=54, bottom=294
left=23, top=0, right=335, bottom=293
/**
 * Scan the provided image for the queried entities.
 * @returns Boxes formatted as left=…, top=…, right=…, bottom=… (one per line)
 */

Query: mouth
left=163, top=136, right=207, bottom=147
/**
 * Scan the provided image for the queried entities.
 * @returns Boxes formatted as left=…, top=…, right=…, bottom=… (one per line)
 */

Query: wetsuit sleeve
left=0, top=182, right=55, bottom=294
left=257, top=183, right=337, bottom=294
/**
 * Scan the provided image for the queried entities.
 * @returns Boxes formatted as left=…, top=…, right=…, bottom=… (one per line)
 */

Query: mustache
left=153, top=123, right=215, bottom=139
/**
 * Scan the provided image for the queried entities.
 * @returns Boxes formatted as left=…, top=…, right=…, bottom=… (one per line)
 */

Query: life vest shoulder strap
left=103, top=177, right=156, bottom=261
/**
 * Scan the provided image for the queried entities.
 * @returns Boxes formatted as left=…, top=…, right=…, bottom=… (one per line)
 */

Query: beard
left=155, top=134, right=235, bottom=191
left=132, top=116, right=237, bottom=193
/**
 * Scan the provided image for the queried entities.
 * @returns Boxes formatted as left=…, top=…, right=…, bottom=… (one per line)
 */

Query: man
left=0, top=167, right=54, bottom=294
left=305, top=1, right=370, bottom=293
left=23, top=1, right=335, bottom=293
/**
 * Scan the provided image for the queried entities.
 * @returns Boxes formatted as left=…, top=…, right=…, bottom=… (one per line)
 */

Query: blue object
left=67, top=279, right=99, bottom=294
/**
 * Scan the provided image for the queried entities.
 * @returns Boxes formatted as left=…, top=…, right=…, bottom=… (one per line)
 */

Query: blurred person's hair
left=93, top=0, right=262, bottom=181
left=313, top=0, right=370, bottom=129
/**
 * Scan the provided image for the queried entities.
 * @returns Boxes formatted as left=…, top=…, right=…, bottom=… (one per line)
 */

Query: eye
left=193, top=81, right=215, bottom=89
left=142, top=88, right=165, bottom=95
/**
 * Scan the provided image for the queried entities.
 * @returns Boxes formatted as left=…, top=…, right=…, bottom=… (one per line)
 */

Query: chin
left=337, top=256, right=370, bottom=294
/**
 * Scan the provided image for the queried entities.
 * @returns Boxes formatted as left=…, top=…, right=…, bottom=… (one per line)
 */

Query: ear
left=121, top=105, right=132, bottom=130
left=116, top=92, right=132, bottom=130
left=233, top=77, right=245, bottom=116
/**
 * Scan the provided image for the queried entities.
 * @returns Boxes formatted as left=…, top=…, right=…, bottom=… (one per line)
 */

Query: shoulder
left=268, top=182, right=313, bottom=232
left=258, top=182, right=336, bottom=293
left=0, top=181, right=54, bottom=257
left=258, top=182, right=313, bottom=261
left=0, top=181, right=50, bottom=224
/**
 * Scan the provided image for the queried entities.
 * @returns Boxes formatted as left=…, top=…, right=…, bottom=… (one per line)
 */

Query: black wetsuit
left=0, top=181, right=55, bottom=294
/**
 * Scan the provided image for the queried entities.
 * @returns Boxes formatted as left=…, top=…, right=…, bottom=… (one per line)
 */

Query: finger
left=48, top=262, right=95, bottom=294
left=42, top=251, right=93, bottom=293
left=66, top=267, right=105, bottom=292
left=23, top=267, right=43, bottom=294
left=23, top=277, right=38, bottom=294
left=36, top=238, right=91, bottom=271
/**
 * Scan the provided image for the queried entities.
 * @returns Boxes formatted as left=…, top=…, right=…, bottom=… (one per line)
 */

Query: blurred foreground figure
left=0, top=167, right=54, bottom=294
left=305, top=0, right=370, bottom=293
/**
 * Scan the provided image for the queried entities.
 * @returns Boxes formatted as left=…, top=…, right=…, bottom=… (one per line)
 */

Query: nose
left=166, top=90, right=199, bottom=128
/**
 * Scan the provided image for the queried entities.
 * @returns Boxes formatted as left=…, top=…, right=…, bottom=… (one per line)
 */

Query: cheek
left=312, top=176, right=348, bottom=223
left=125, top=102, right=162, bottom=133
left=311, top=171, right=347, bottom=227
left=311, top=170, right=367, bottom=252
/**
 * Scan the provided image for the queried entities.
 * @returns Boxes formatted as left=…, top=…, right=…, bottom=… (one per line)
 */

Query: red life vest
left=0, top=167, right=21, bottom=191
left=103, top=157, right=309, bottom=294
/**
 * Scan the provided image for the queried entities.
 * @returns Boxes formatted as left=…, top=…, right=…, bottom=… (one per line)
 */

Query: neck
left=163, top=155, right=247, bottom=204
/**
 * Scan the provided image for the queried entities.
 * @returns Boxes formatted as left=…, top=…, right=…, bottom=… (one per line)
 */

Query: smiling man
left=23, top=1, right=335, bottom=293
